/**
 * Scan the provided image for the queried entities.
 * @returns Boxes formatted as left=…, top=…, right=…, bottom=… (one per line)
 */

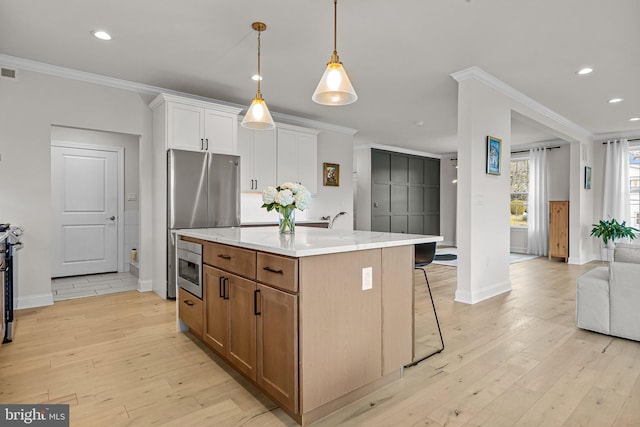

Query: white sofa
left=576, top=242, right=640, bottom=341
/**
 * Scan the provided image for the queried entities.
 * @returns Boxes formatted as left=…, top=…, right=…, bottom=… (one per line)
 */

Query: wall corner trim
left=450, top=66, right=594, bottom=141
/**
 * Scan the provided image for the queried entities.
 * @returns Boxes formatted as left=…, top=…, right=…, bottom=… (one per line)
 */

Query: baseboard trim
left=138, top=279, right=153, bottom=292
left=455, top=280, right=511, bottom=304
left=16, top=293, right=54, bottom=310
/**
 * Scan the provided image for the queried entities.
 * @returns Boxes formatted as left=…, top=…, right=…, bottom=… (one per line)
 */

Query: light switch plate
left=362, top=267, right=373, bottom=290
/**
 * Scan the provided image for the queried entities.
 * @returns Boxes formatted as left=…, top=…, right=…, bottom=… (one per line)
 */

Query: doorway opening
left=50, top=126, right=140, bottom=300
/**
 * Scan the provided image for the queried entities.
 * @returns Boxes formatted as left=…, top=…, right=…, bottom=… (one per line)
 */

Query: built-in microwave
left=176, top=239, right=202, bottom=299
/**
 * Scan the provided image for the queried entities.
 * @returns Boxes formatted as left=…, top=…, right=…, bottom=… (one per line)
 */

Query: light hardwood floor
left=2, top=258, right=639, bottom=426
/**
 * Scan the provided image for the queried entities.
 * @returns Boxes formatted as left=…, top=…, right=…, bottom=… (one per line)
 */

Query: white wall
left=50, top=126, right=140, bottom=270
left=241, top=129, right=354, bottom=229
left=0, top=70, right=154, bottom=308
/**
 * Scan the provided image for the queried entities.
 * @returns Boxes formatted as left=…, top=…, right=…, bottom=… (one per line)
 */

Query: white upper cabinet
left=150, top=94, right=242, bottom=155
left=238, top=126, right=277, bottom=192
left=276, top=127, right=318, bottom=194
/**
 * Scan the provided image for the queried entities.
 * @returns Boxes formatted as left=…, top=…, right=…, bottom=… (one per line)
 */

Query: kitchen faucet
left=329, top=211, right=348, bottom=229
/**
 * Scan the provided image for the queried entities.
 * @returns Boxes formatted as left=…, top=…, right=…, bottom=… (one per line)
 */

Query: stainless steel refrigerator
left=167, top=149, right=240, bottom=298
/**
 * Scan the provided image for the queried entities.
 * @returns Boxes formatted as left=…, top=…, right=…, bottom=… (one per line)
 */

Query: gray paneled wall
left=371, top=149, right=440, bottom=234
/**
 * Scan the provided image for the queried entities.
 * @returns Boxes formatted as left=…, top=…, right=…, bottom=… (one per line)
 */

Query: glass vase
left=278, top=207, right=295, bottom=234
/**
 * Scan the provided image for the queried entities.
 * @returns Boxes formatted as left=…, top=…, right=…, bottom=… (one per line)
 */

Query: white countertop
left=174, top=227, right=443, bottom=257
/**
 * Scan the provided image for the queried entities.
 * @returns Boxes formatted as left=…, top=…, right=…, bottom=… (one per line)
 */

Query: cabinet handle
left=219, top=276, right=224, bottom=298
left=217, top=254, right=231, bottom=260
left=254, top=179, right=258, bottom=190
left=205, top=138, right=209, bottom=150
left=183, top=300, right=194, bottom=306
left=262, top=266, right=284, bottom=275
left=254, top=289, right=261, bottom=315
left=200, top=138, right=204, bottom=150
left=223, top=277, right=229, bottom=300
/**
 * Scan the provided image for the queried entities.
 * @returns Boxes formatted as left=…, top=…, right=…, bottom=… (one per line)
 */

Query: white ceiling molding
left=0, top=54, right=358, bottom=136
left=355, top=142, right=442, bottom=159
left=595, top=131, right=640, bottom=142
left=451, top=66, right=594, bottom=141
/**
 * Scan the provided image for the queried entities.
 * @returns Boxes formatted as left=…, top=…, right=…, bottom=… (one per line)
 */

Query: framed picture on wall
left=323, top=162, right=340, bottom=186
left=585, top=166, right=592, bottom=189
left=486, top=136, right=502, bottom=175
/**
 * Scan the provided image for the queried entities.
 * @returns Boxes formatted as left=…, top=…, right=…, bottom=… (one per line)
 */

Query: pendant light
left=312, top=0, right=358, bottom=106
left=241, top=22, right=275, bottom=130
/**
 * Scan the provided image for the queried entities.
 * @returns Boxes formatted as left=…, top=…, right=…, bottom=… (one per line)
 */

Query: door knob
left=107, top=216, right=116, bottom=220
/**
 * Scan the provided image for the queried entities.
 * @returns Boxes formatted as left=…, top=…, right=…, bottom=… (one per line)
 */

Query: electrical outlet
left=362, top=267, right=373, bottom=290
left=127, top=192, right=137, bottom=201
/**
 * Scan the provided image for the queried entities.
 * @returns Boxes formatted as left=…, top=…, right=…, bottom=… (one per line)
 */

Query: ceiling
left=1, top=0, right=639, bottom=154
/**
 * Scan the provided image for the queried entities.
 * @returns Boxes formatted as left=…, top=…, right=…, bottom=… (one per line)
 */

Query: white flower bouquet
left=262, top=182, right=311, bottom=233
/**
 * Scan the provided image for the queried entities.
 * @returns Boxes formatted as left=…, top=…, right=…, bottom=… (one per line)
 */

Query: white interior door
left=51, top=145, right=118, bottom=277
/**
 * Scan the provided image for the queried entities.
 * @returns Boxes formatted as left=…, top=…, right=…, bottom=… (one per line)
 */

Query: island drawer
left=257, top=252, right=298, bottom=293
left=178, top=288, right=203, bottom=337
left=204, top=242, right=256, bottom=280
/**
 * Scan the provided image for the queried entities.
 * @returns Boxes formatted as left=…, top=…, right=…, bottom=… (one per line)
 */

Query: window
left=630, top=146, right=640, bottom=229
left=510, top=159, right=529, bottom=227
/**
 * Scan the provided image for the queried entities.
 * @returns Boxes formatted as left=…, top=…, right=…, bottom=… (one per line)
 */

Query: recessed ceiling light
left=251, top=74, right=262, bottom=81
left=609, top=98, right=624, bottom=104
left=630, top=117, right=640, bottom=122
left=577, top=67, right=593, bottom=75
left=92, top=30, right=112, bottom=41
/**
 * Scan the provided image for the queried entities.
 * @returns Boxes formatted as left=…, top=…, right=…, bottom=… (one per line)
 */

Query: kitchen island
left=174, top=227, right=442, bottom=425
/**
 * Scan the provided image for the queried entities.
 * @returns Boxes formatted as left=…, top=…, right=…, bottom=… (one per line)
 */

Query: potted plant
left=590, top=218, right=639, bottom=261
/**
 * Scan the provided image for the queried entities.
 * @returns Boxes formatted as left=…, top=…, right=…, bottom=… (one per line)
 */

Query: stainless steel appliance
left=1, top=224, right=23, bottom=343
left=167, top=149, right=240, bottom=299
left=176, top=240, right=203, bottom=298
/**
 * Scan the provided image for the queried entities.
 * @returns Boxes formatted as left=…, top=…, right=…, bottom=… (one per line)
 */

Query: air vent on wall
left=1, top=67, right=17, bottom=79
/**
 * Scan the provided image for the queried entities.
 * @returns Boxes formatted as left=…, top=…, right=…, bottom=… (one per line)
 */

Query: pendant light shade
left=241, top=22, right=275, bottom=130
left=312, top=0, right=357, bottom=106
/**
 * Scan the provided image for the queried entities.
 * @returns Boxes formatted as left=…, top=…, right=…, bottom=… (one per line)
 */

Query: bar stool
left=406, top=242, right=445, bottom=367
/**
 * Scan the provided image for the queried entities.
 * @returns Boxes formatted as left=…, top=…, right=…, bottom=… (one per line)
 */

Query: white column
left=454, top=77, right=512, bottom=304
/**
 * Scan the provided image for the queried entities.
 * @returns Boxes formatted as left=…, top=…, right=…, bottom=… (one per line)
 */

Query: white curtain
left=527, top=148, right=548, bottom=255
left=603, top=139, right=630, bottom=222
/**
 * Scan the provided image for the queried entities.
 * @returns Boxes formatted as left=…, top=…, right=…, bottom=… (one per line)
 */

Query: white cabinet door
left=277, top=129, right=318, bottom=194
left=277, top=129, right=299, bottom=185
left=252, top=130, right=277, bottom=192
left=168, top=103, right=205, bottom=151
left=238, top=126, right=254, bottom=191
left=204, top=109, right=236, bottom=154
left=238, top=127, right=277, bottom=192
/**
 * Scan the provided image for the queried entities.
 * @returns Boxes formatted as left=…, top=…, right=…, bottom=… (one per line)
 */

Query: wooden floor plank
left=1, top=258, right=638, bottom=426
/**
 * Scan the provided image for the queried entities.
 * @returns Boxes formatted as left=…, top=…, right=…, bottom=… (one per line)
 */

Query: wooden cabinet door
left=168, top=102, right=205, bottom=151
left=257, top=284, right=299, bottom=414
left=204, top=109, right=236, bottom=155
left=227, top=275, right=257, bottom=380
left=549, top=201, right=569, bottom=262
left=203, top=265, right=228, bottom=355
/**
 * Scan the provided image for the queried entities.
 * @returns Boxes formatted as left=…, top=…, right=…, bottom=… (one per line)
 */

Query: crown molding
left=0, top=54, right=359, bottom=136
left=594, top=130, right=640, bottom=142
left=451, top=66, right=594, bottom=141
left=355, top=142, right=442, bottom=159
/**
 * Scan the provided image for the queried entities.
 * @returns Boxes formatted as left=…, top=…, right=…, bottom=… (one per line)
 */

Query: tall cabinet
left=549, top=200, right=569, bottom=263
